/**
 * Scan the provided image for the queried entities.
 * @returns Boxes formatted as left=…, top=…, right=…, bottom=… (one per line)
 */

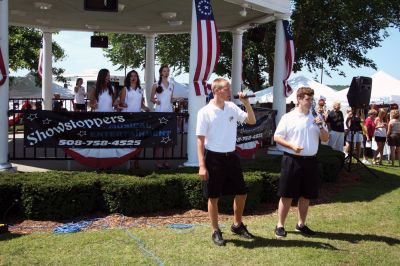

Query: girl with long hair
left=89, top=69, right=115, bottom=112
left=74, top=78, right=86, bottom=112
left=373, top=108, right=387, bottom=164
left=150, top=65, right=174, bottom=169
left=119, top=70, right=149, bottom=112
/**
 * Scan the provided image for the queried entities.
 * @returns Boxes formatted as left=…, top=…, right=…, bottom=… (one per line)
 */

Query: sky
left=11, top=27, right=400, bottom=87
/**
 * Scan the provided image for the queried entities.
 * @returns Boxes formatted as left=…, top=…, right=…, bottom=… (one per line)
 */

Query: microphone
left=233, top=94, right=256, bottom=99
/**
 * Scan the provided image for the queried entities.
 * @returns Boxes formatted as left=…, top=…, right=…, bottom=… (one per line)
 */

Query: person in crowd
left=372, top=108, right=388, bottom=165
left=387, top=109, right=400, bottom=167
left=273, top=87, right=329, bottom=238
left=345, top=109, right=364, bottom=158
left=119, top=70, right=150, bottom=169
left=89, top=69, right=115, bottom=112
left=150, top=65, right=174, bottom=169
left=326, top=101, right=345, bottom=152
left=74, top=78, right=86, bottom=112
left=362, top=109, right=377, bottom=164
left=316, top=95, right=328, bottom=121
left=196, top=78, right=256, bottom=246
left=343, top=107, right=352, bottom=155
left=52, top=93, right=66, bottom=111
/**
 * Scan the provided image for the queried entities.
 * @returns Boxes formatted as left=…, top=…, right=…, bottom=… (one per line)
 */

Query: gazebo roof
left=9, top=0, right=290, bottom=33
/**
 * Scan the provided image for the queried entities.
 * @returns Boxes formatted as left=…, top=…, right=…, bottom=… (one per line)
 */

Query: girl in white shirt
left=150, top=65, right=174, bottom=169
left=89, top=69, right=115, bottom=112
left=74, top=78, right=86, bottom=112
left=119, top=70, right=149, bottom=113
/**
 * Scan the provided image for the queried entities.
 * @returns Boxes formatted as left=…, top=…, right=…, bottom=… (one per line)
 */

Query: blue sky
left=12, top=27, right=400, bottom=86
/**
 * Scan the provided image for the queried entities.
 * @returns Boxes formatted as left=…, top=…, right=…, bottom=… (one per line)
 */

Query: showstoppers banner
left=24, top=111, right=177, bottom=148
left=236, top=108, right=276, bottom=144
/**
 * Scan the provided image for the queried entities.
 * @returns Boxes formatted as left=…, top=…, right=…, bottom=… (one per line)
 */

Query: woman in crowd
left=372, top=108, right=387, bottom=164
left=89, top=69, right=115, bottom=112
left=74, top=78, right=86, bottom=112
left=387, top=109, right=400, bottom=167
left=345, top=109, right=363, bottom=159
left=119, top=70, right=150, bottom=169
left=362, top=109, right=377, bottom=164
left=150, top=65, right=174, bottom=169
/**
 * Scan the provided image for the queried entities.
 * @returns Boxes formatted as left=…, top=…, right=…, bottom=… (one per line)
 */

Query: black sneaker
left=274, top=226, right=287, bottom=238
left=231, top=223, right=255, bottom=239
left=295, top=224, right=316, bottom=236
left=212, top=229, right=226, bottom=246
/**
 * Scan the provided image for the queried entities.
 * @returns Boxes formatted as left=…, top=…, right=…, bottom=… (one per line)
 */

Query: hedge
left=0, top=146, right=343, bottom=220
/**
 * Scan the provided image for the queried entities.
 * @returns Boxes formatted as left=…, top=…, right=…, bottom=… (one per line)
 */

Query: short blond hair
left=211, top=78, right=230, bottom=94
left=368, top=109, right=378, bottom=116
left=391, top=109, right=399, bottom=119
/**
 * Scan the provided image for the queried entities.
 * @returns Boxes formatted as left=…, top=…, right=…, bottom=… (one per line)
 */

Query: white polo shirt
left=274, top=108, right=322, bottom=156
left=196, top=101, right=247, bottom=152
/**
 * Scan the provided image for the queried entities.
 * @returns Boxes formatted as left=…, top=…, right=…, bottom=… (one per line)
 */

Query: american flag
left=282, top=20, right=294, bottom=97
left=38, top=48, right=43, bottom=78
left=0, top=47, right=7, bottom=86
left=191, top=0, right=220, bottom=96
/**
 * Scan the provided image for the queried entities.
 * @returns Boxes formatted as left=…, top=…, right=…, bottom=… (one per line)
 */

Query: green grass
left=1, top=166, right=399, bottom=266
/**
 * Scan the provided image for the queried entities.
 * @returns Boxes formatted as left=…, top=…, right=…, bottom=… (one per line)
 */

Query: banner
left=236, top=108, right=276, bottom=145
left=24, top=111, right=177, bottom=148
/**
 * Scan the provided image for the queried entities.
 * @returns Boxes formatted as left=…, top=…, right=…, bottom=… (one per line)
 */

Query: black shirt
left=326, top=110, right=344, bottom=132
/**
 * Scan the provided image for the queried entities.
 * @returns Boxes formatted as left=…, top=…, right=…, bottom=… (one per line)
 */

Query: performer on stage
left=119, top=70, right=149, bottom=113
left=74, top=78, right=86, bottom=112
left=273, top=87, right=329, bottom=238
left=89, top=69, right=115, bottom=112
left=196, top=78, right=256, bottom=246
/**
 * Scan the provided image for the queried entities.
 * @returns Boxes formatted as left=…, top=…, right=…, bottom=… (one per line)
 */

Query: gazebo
left=0, top=0, right=290, bottom=170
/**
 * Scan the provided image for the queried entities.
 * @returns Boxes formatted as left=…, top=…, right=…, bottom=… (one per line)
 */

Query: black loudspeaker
left=84, top=0, right=118, bottom=12
left=248, top=27, right=266, bottom=43
left=90, top=36, right=109, bottom=48
left=347, top=76, right=372, bottom=108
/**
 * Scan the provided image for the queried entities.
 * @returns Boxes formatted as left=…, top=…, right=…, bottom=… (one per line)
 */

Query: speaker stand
left=344, top=130, right=378, bottom=178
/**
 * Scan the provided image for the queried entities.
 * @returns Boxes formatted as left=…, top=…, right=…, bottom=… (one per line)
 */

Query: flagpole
left=0, top=0, right=14, bottom=171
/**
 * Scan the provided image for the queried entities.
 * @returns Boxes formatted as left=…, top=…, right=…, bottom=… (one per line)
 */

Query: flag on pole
left=0, top=47, right=7, bottom=86
left=38, top=48, right=43, bottom=77
left=192, top=0, right=220, bottom=96
left=282, top=20, right=295, bottom=97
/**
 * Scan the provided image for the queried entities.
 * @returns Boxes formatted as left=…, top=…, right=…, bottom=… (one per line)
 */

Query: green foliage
left=9, top=26, right=67, bottom=85
left=0, top=149, right=343, bottom=219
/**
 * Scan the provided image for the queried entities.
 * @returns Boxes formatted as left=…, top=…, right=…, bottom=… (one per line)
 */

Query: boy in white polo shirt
left=196, top=78, right=256, bottom=246
left=273, top=87, right=329, bottom=238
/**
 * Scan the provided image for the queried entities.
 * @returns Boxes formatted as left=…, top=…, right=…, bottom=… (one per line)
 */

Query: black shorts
left=203, top=150, right=247, bottom=198
left=375, top=136, right=386, bottom=143
left=75, top=103, right=86, bottom=111
left=388, top=134, right=400, bottom=146
left=277, top=152, right=320, bottom=199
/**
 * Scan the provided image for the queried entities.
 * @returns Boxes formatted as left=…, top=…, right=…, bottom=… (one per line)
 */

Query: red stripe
left=65, top=148, right=141, bottom=169
left=0, top=47, right=7, bottom=86
left=202, top=20, right=212, bottom=95
left=193, top=21, right=203, bottom=96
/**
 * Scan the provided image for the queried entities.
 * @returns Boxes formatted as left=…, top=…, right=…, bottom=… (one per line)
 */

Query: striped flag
left=192, top=0, right=220, bottom=96
left=0, top=47, right=7, bottom=86
left=282, top=20, right=294, bottom=97
left=38, top=48, right=43, bottom=77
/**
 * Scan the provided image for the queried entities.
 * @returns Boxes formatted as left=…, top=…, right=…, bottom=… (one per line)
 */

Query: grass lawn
left=1, top=165, right=399, bottom=265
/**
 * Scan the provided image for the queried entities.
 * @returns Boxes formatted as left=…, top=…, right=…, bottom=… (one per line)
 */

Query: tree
left=103, top=0, right=400, bottom=91
left=9, top=26, right=67, bottom=85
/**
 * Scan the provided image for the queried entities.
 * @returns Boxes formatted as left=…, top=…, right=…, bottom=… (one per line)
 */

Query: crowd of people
left=316, top=97, right=400, bottom=167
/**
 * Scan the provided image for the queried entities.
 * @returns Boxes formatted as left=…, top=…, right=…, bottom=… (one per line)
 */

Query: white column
left=272, top=19, right=286, bottom=123
left=144, top=34, right=156, bottom=109
left=231, top=29, right=243, bottom=99
left=184, top=1, right=207, bottom=167
left=0, top=0, right=12, bottom=171
left=42, top=30, right=53, bottom=110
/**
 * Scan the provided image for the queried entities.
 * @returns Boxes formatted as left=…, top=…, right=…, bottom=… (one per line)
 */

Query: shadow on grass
left=330, top=167, right=400, bottom=203
left=228, top=235, right=338, bottom=250
left=289, top=231, right=400, bottom=246
left=0, top=233, right=24, bottom=241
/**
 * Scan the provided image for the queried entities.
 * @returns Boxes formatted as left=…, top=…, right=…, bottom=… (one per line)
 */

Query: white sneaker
left=362, top=159, right=371, bottom=165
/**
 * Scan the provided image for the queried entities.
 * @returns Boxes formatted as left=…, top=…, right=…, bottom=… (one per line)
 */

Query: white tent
left=334, top=70, right=400, bottom=106
left=10, top=74, right=74, bottom=98
left=254, top=75, right=337, bottom=106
